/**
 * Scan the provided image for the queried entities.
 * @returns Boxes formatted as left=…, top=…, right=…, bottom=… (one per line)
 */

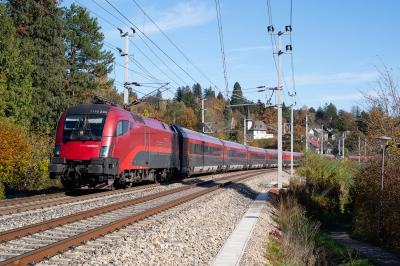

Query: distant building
left=246, top=107, right=273, bottom=140
left=248, top=121, right=274, bottom=140
left=308, top=139, right=320, bottom=153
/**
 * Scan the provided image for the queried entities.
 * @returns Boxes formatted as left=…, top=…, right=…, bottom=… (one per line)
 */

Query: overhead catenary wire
left=75, top=0, right=187, bottom=89
left=214, top=0, right=229, bottom=97
left=266, top=0, right=289, bottom=104
left=130, top=0, right=224, bottom=95
left=105, top=0, right=216, bottom=94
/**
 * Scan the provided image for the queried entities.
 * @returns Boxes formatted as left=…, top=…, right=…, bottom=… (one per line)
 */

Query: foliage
left=0, top=119, right=54, bottom=200
left=203, top=86, right=215, bottom=98
left=230, top=82, right=244, bottom=113
left=296, top=152, right=360, bottom=212
left=7, top=0, right=71, bottom=134
left=352, top=156, right=400, bottom=255
left=265, top=191, right=320, bottom=265
left=192, top=83, right=202, bottom=99
left=64, top=3, right=115, bottom=104
left=266, top=185, right=378, bottom=266
left=0, top=3, right=34, bottom=127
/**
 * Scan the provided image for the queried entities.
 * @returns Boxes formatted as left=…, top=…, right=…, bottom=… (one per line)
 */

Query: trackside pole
left=269, top=27, right=291, bottom=189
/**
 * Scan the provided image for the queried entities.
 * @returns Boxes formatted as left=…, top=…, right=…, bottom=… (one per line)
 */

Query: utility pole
left=342, top=132, right=345, bottom=159
left=305, top=115, right=309, bottom=152
left=320, top=125, right=324, bottom=155
left=201, top=98, right=207, bottom=133
left=289, top=92, right=296, bottom=177
left=338, top=139, right=341, bottom=157
left=268, top=25, right=292, bottom=189
left=365, top=138, right=367, bottom=162
left=118, top=28, right=135, bottom=104
left=243, top=118, right=247, bottom=146
left=358, top=135, right=361, bottom=163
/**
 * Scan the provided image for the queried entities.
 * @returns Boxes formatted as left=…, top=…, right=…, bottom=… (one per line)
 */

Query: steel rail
left=0, top=169, right=273, bottom=266
left=0, top=170, right=267, bottom=242
left=0, top=173, right=227, bottom=215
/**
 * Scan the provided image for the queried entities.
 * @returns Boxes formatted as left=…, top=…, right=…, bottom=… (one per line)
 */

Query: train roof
left=245, top=146, right=267, bottom=153
left=176, top=126, right=223, bottom=145
left=65, top=104, right=112, bottom=115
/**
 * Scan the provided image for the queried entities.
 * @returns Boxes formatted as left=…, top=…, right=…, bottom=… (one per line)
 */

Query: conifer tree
left=230, top=82, right=244, bottom=113
left=192, top=83, right=202, bottom=98
left=217, top=91, right=224, bottom=100
left=7, top=0, right=69, bottom=133
left=64, top=4, right=115, bottom=104
left=0, top=3, right=34, bottom=126
left=174, top=87, right=183, bottom=101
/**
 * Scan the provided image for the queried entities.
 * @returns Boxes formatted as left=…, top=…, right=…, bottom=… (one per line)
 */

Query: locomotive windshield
left=62, top=114, right=106, bottom=141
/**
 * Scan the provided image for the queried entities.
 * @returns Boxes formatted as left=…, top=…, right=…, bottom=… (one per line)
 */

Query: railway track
left=0, top=173, right=231, bottom=216
left=0, top=169, right=275, bottom=265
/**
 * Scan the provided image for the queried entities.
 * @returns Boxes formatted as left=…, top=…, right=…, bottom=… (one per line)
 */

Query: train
left=47, top=103, right=368, bottom=189
left=47, top=104, right=302, bottom=189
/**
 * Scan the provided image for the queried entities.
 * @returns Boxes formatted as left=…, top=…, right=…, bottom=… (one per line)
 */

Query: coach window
left=115, top=120, right=130, bottom=136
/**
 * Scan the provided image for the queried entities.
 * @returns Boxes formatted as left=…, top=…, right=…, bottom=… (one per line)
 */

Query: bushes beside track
left=296, top=152, right=360, bottom=215
left=0, top=119, right=57, bottom=200
left=352, top=157, right=400, bottom=255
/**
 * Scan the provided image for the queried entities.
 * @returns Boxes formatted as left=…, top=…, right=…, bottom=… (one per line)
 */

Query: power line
left=128, top=40, right=181, bottom=87
left=73, top=0, right=186, bottom=88
left=105, top=0, right=212, bottom=92
left=214, top=0, right=229, bottom=97
left=130, top=0, right=224, bottom=95
left=266, top=0, right=289, bottom=104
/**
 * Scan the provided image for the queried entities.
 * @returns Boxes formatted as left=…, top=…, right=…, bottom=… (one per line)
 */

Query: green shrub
left=296, top=151, right=360, bottom=213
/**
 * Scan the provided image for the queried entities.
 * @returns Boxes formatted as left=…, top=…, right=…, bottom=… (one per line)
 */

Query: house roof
left=313, top=128, right=326, bottom=134
left=248, top=121, right=267, bottom=131
left=309, top=139, right=320, bottom=148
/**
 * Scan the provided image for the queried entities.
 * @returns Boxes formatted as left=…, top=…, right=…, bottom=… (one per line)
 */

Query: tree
left=0, top=3, right=34, bottom=126
left=192, top=83, right=202, bottom=99
left=64, top=3, right=115, bottom=104
left=174, top=87, right=183, bottom=101
left=156, top=89, right=162, bottom=99
left=282, top=102, right=291, bottom=123
left=223, top=99, right=232, bottom=137
left=182, top=86, right=197, bottom=109
left=315, top=107, right=325, bottom=121
left=324, top=103, right=338, bottom=121
left=309, top=107, right=316, bottom=113
left=217, top=91, right=224, bottom=100
left=128, top=87, right=138, bottom=101
left=230, top=82, right=244, bottom=113
left=297, top=105, right=309, bottom=126
left=260, top=107, right=278, bottom=128
left=8, top=0, right=70, bottom=133
left=203, top=86, right=215, bottom=98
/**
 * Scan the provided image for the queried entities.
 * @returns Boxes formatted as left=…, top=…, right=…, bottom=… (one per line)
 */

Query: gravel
left=239, top=170, right=291, bottom=266
left=0, top=173, right=229, bottom=232
left=41, top=170, right=278, bottom=266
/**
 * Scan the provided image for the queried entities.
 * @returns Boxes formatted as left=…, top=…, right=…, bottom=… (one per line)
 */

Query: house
left=247, top=121, right=274, bottom=139
left=246, top=107, right=273, bottom=140
left=313, top=128, right=328, bottom=141
left=308, top=139, right=320, bottom=153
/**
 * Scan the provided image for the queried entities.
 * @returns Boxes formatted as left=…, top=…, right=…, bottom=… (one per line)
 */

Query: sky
left=60, top=0, right=400, bottom=112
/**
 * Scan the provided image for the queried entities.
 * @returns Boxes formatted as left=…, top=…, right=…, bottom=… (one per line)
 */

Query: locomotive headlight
left=54, top=145, right=61, bottom=157
left=99, top=146, right=110, bottom=158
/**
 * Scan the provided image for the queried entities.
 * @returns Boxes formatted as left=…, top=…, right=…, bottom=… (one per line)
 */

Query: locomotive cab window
left=114, top=120, right=130, bottom=136
left=63, top=114, right=106, bottom=141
